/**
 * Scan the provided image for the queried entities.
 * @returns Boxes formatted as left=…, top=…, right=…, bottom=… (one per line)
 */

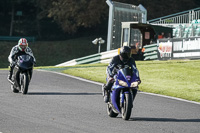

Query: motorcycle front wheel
left=20, top=72, right=29, bottom=94
left=121, top=93, right=132, bottom=120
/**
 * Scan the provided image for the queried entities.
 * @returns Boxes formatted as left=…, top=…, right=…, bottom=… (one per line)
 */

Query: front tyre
left=121, top=93, right=132, bottom=120
left=20, top=73, right=29, bottom=94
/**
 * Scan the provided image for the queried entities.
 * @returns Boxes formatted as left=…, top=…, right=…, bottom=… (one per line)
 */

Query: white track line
left=140, top=92, right=200, bottom=105
left=36, top=69, right=200, bottom=105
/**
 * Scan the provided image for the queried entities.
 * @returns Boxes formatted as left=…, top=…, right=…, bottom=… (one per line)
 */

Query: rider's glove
left=108, top=76, right=114, bottom=82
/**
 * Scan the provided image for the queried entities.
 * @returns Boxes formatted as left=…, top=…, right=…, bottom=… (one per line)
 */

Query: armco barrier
left=143, top=44, right=158, bottom=60
left=100, top=49, right=118, bottom=63
left=56, top=59, right=77, bottom=66
left=75, top=53, right=101, bottom=65
left=56, top=49, right=118, bottom=67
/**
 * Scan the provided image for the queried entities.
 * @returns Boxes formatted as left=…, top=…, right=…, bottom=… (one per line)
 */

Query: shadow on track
left=130, top=117, right=200, bottom=122
left=28, top=92, right=102, bottom=96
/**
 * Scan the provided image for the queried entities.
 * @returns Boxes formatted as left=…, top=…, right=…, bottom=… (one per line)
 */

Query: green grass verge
left=137, top=60, right=200, bottom=102
left=40, top=60, right=200, bottom=102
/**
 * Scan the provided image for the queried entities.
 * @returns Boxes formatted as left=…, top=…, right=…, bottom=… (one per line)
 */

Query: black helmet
left=120, top=46, right=131, bottom=63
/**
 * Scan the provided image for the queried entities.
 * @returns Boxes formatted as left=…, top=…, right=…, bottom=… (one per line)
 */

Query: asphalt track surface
left=0, top=70, right=200, bottom=133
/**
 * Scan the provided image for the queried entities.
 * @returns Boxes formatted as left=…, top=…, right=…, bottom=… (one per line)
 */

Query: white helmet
left=18, top=38, right=28, bottom=51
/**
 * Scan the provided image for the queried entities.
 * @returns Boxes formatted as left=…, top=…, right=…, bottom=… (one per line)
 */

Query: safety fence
left=56, top=49, right=118, bottom=67
left=143, top=44, right=158, bottom=60
left=144, top=37, right=200, bottom=60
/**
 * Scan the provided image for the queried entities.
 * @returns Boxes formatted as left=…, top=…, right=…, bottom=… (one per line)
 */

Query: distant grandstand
left=148, top=7, right=200, bottom=38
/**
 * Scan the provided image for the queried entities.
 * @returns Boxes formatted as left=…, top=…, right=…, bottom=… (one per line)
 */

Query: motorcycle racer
left=8, top=38, right=36, bottom=80
left=102, top=46, right=140, bottom=103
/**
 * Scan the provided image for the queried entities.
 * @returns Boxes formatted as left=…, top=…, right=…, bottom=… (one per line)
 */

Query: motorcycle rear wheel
left=121, top=93, right=132, bottom=120
left=107, top=103, right=118, bottom=117
left=20, top=73, right=29, bottom=94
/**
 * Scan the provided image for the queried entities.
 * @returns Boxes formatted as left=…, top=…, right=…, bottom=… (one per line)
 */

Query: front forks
left=120, top=90, right=124, bottom=108
left=120, top=88, right=137, bottom=108
left=131, top=88, right=138, bottom=102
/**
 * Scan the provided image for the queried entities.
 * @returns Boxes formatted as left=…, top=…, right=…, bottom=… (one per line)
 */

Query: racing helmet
left=18, top=38, right=28, bottom=51
left=120, top=46, right=131, bottom=63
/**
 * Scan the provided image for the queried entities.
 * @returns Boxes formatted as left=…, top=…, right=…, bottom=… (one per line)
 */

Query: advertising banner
left=157, top=40, right=173, bottom=60
left=173, top=38, right=200, bottom=59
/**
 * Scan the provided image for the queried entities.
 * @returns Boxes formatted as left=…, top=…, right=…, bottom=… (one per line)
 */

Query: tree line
left=0, top=0, right=199, bottom=40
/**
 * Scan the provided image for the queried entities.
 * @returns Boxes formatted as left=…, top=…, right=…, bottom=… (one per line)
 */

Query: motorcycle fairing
left=17, top=55, right=33, bottom=71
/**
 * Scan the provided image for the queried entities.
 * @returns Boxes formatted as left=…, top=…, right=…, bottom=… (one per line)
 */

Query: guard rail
left=143, top=44, right=158, bottom=60
left=56, top=49, right=118, bottom=67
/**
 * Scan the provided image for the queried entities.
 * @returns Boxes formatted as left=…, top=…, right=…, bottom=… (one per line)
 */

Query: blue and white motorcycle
left=104, top=65, right=140, bottom=120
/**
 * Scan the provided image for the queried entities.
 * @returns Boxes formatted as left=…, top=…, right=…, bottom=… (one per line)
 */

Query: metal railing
left=148, top=7, right=200, bottom=38
left=148, top=7, right=200, bottom=25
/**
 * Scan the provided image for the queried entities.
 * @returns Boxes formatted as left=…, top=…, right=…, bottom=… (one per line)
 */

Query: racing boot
left=102, top=84, right=106, bottom=97
left=104, top=89, right=110, bottom=103
left=102, top=81, right=113, bottom=103
left=7, top=66, right=13, bottom=80
left=102, top=84, right=108, bottom=102
left=102, top=84, right=109, bottom=103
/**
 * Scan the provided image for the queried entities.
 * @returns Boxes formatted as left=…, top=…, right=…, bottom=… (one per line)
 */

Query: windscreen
left=18, top=55, right=31, bottom=62
left=122, top=67, right=132, bottom=77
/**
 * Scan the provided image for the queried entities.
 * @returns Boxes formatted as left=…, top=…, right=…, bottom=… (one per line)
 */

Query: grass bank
left=0, top=36, right=106, bottom=68
left=41, top=60, right=200, bottom=102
